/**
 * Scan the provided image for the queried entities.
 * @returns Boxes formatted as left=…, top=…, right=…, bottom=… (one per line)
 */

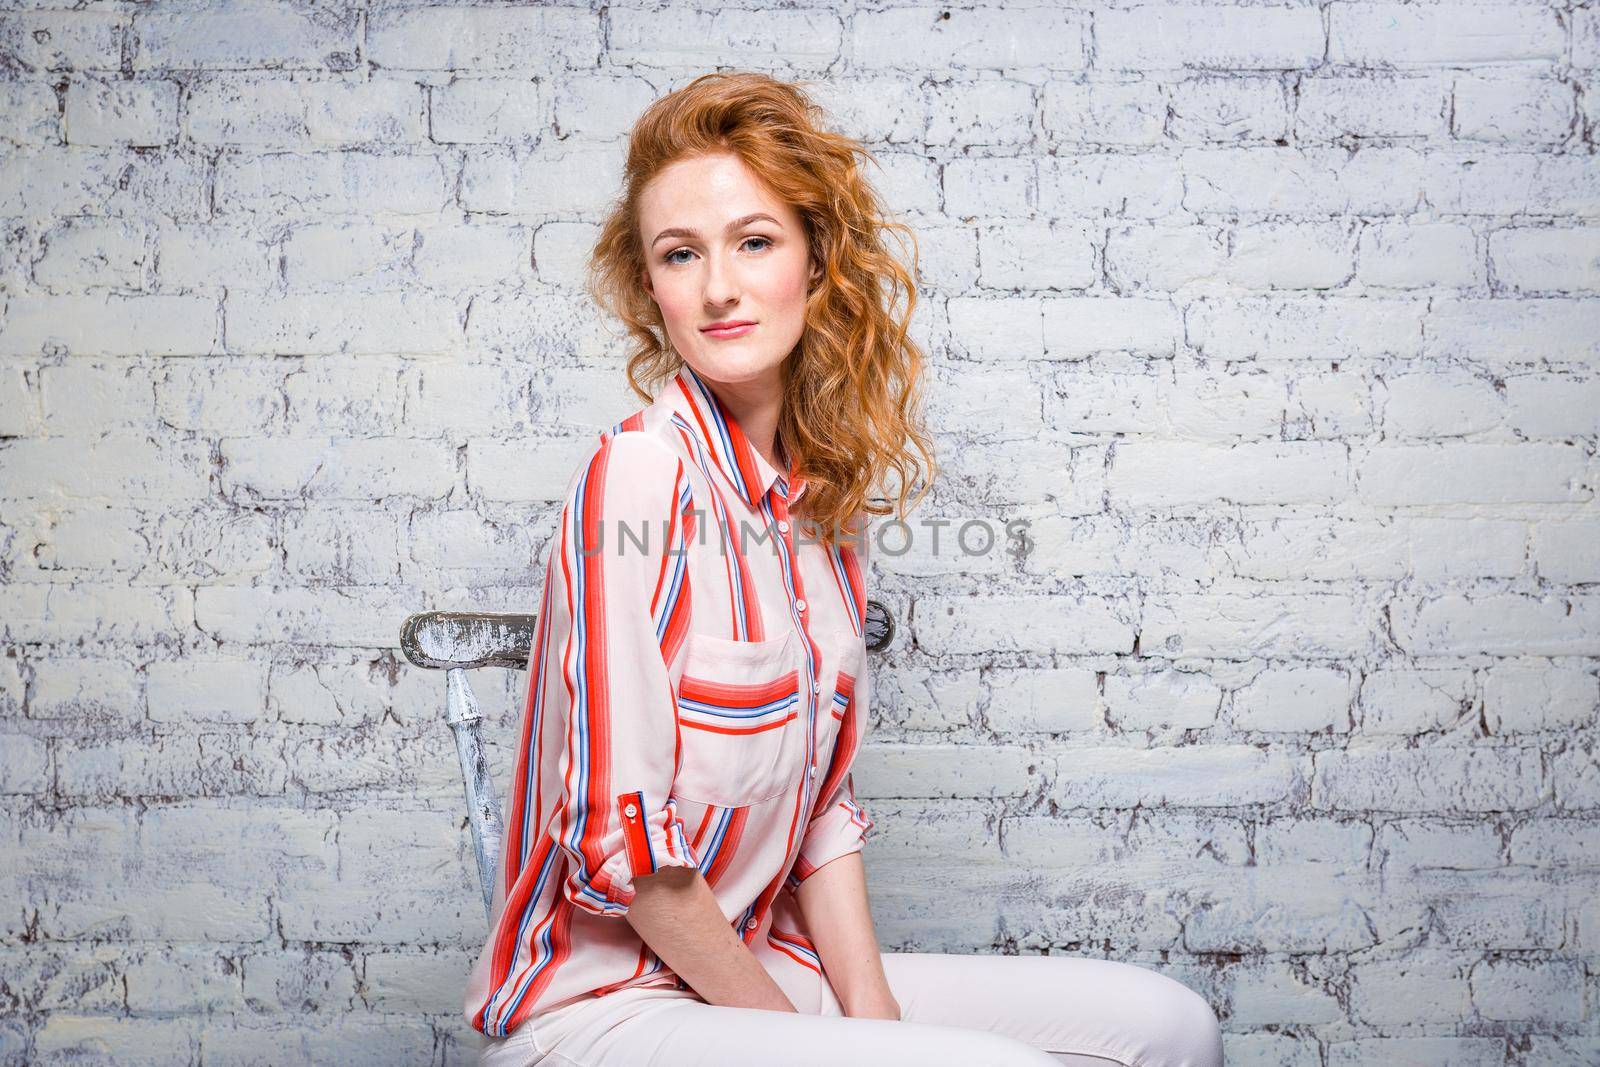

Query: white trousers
left=475, top=951, right=1225, bottom=1067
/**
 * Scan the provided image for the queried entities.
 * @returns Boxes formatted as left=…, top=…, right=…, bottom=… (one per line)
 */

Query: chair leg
left=446, top=666, right=505, bottom=920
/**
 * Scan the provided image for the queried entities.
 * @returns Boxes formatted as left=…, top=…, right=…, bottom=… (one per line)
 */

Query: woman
left=464, top=72, right=1225, bottom=1067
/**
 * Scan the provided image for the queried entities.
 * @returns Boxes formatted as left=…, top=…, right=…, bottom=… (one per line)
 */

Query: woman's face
left=637, top=151, right=819, bottom=391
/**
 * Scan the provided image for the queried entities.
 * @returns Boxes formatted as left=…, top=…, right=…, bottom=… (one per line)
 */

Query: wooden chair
left=399, top=603, right=896, bottom=919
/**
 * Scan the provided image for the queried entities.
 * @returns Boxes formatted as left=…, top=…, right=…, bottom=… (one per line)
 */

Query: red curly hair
left=585, top=70, right=938, bottom=549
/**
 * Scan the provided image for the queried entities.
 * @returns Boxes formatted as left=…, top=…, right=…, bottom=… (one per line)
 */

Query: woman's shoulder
left=558, top=421, right=687, bottom=508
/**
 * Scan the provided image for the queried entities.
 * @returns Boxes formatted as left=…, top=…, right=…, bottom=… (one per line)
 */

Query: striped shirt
left=464, top=362, right=876, bottom=1039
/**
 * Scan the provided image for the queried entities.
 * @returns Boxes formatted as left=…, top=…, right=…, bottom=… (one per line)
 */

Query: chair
left=399, top=603, right=896, bottom=919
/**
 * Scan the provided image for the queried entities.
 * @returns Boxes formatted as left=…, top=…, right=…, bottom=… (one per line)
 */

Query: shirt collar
left=655, top=362, right=807, bottom=511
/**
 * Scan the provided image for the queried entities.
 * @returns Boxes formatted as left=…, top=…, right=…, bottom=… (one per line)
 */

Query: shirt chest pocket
left=672, top=629, right=808, bottom=808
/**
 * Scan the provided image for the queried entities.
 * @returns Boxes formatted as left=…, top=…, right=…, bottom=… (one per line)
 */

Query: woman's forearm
left=626, top=866, right=798, bottom=1012
left=793, top=851, right=897, bottom=1016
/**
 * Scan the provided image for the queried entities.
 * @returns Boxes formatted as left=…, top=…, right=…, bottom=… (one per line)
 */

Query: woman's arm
left=628, top=867, right=798, bottom=1012
left=794, top=851, right=899, bottom=1019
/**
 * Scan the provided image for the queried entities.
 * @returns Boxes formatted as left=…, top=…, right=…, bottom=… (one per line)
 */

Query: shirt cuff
left=786, top=795, right=875, bottom=891
left=568, top=793, right=700, bottom=917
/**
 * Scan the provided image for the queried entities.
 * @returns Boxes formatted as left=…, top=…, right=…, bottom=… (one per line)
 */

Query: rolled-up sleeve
left=547, top=431, right=699, bottom=917
left=789, top=770, right=875, bottom=889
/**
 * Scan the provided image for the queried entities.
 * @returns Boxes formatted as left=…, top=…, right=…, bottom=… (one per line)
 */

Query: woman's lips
left=701, top=322, right=756, bottom=339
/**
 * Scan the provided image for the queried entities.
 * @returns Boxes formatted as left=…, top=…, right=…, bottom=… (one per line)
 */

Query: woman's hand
left=843, top=988, right=902, bottom=1021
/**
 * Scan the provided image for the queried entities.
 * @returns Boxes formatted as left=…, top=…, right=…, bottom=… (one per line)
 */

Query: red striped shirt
left=464, top=363, right=875, bottom=1038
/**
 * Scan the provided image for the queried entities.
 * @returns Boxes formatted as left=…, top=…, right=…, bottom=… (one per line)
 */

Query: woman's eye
left=663, top=236, right=771, bottom=266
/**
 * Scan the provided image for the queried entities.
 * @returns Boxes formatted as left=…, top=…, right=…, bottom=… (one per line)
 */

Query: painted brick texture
left=0, top=2, right=1596, bottom=1065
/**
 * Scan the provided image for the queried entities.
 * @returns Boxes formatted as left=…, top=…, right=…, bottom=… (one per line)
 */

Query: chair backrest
left=400, top=603, right=895, bottom=920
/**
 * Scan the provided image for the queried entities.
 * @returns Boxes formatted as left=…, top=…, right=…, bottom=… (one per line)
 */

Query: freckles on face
left=636, top=152, right=815, bottom=382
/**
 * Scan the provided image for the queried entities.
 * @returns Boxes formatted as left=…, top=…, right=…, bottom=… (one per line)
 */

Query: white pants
left=475, top=951, right=1225, bottom=1067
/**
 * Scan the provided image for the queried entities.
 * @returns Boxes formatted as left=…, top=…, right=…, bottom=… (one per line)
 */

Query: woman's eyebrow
left=651, top=212, right=782, bottom=248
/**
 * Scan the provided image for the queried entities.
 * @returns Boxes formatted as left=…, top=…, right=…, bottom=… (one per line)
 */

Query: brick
left=1040, top=80, right=1164, bottom=146
left=1049, top=744, right=1299, bottom=808
left=1330, top=4, right=1562, bottom=67
left=1357, top=222, right=1481, bottom=288
left=1104, top=670, right=1222, bottom=730
left=240, top=948, right=359, bottom=1013
left=984, top=667, right=1100, bottom=734
left=1297, top=76, right=1451, bottom=141
left=146, top=660, right=269, bottom=725
left=975, top=221, right=1097, bottom=291
left=0, top=11, right=123, bottom=72
left=366, top=7, right=598, bottom=71
left=1141, top=593, right=1373, bottom=659
left=33, top=1015, right=198, bottom=1065
left=1182, top=865, right=1384, bottom=952
left=0, top=583, right=195, bottom=646
left=1350, top=952, right=1470, bottom=1025
left=850, top=7, right=1088, bottom=72
left=1470, top=958, right=1585, bottom=1023
left=1379, top=371, right=1503, bottom=437
left=615, top=8, right=838, bottom=71
left=1484, top=664, right=1598, bottom=732
left=1221, top=959, right=1343, bottom=1026
left=1376, top=818, right=1504, bottom=871
left=1356, top=444, right=1586, bottom=505
left=0, top=735, right=48, bottom=793
left=1313, top=747, right=1544, bottom=812
left=430, top=79, right=546, bottom=145
left=1359, top=669, right=1473, bottom=736
left=196, top=1015, right=437, bottom=1066
left=915, top=593, right=1133, bottom=656
left=1426, top=298, right=1600, bottom=364
left=219, top=436, right=456, bottom=501
left=133, top=5, right=358, bottom=70
left=855, top=743, right=1036, bottom=799
left=1455, top=77, right=1573, bottom=143
left=1394, top=594, right=1600, bottom=656
left=1188, top=296, right=1426, bottom=360
left=1503, top=375, right=1600, bottom=436
left=1022, top=514, right=1215, bottom=583
left=1232, top=667, right=1352, bottom=733
left=1036, top=152, right=1185, bottom=218
left=1110, top=441, right=1350, bottom=506
left=1042, top=297, right=1182, bottom=360
left=216, top=152, right=450, bottom=217
left=1327, top=1038, right=1506, bottom=1066
left=1096, top=7, right=1324, bottom=72
left=224, top=292, right=461, bottom=356
left=1181, top=147, right=1426, bottom=216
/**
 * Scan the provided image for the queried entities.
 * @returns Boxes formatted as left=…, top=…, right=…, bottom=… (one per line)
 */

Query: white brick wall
left=0, top=2, right=1596, bottom=1065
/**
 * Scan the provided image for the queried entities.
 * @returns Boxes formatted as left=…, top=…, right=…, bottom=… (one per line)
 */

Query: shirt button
left=745, top=917, right=759, bottom=930
left=623, top=803, right=638, bottom=818
left=777, top=520, right=790, bottom=534
left=796, top=599, right=807, bottom=612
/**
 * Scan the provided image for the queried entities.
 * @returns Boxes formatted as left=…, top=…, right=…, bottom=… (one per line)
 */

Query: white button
left=812, top=680, right=821, bottom=694
left=796, top=599, right=807, bottom=612
left=746, top=917, right=759, bottom=930
left=808, top=765, right=816, bottom=777
left=777, top=520, right=790, bottom=534
left=623, top=803, right=638, bottom=818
